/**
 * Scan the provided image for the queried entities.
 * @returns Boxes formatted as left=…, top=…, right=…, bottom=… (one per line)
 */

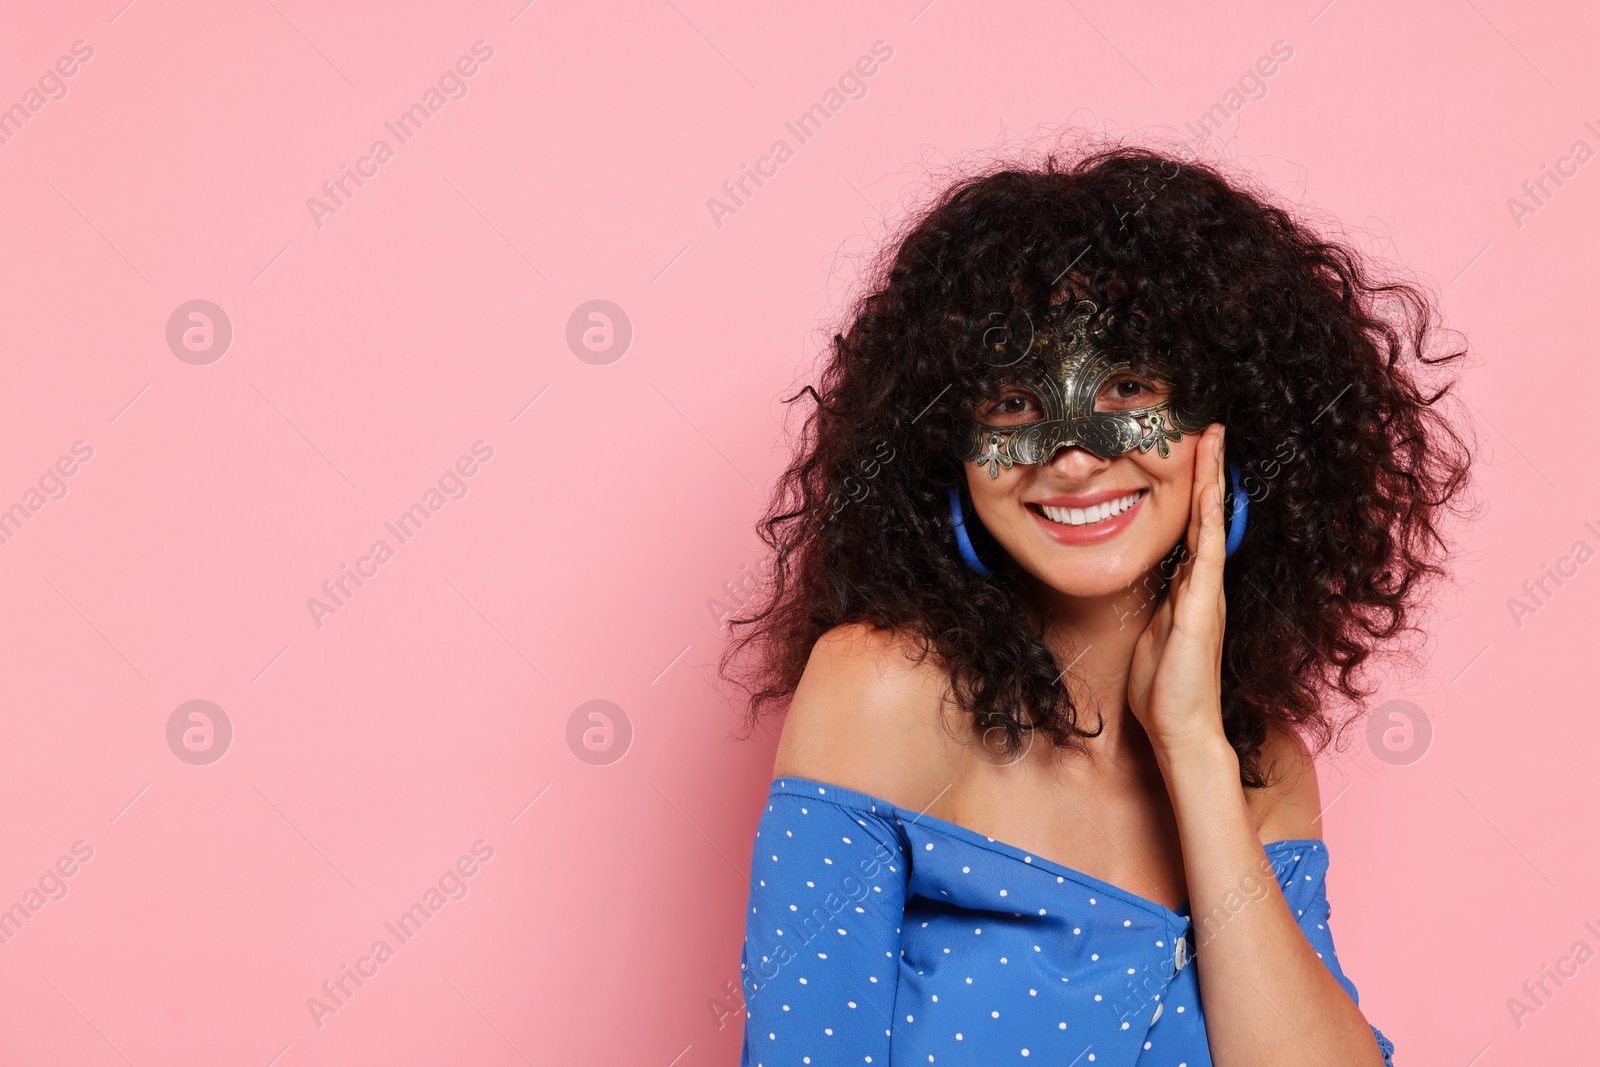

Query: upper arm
left=738, top=782, right=910, bottom=1063
left=1271, top=838, right=1397, bottom=1067
left=1256, top=733, right=1395, bottom=1065
left=746, top=626, right=934, bottom=1064
left=771, top=622, right=958, bottom=810
left=1248, top=724, right=1324, bottom=844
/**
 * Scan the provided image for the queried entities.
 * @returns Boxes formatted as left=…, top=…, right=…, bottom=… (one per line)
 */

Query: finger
left=1183, top=474, right=1228, bottom=622
left=1209, top=423, right=1225, bottom=519
left=1184, top=424, right=1225, bottom=561
left=1209, top=428, right=1222, bottom=524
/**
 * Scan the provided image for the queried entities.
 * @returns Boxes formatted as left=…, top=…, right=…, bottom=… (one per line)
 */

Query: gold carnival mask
left=955, top=299, right=1212, bottom=477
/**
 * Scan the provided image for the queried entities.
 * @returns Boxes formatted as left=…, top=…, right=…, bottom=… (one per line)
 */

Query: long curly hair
left=719, top=137, right=1478, bottom=786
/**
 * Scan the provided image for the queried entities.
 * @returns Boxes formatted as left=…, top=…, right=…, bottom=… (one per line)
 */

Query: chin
left=1021, top=507, right=1189, bottom=586
left=1023, top=549, right=1155, bottom=599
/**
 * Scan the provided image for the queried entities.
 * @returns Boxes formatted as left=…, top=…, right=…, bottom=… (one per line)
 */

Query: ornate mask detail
left=956, top=299, right=1212, bottom=478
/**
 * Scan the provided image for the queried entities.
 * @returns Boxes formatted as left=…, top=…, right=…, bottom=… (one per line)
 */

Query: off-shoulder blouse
left=739, top=775, right=1395, bottom=1066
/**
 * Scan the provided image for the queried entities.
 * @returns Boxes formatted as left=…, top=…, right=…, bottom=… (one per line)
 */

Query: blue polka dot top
left=740, top=776, right=1395, bottom=1066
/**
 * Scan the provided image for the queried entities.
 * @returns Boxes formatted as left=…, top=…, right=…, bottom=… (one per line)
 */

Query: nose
left=1042, top=443, right=1114, bottom=476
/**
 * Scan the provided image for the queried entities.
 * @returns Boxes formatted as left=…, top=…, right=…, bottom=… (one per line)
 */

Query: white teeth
left=1039, top=490, right=1143, bottom=527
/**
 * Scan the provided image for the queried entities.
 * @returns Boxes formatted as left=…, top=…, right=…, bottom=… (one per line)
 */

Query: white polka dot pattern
left=738, top=776, right=1394, bottom=1066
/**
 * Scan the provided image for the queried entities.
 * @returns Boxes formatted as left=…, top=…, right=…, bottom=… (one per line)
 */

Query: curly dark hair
left=719, top=136, right=1478, bottom=787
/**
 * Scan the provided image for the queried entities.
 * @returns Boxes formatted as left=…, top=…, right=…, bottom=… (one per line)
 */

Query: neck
left=1022, top=566, right=1168, bottom=765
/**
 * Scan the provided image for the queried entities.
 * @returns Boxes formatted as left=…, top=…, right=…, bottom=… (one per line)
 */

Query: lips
left=1028, top=488, right=1147, bottom=527
left=1024, top=488, right=1148, bottom=544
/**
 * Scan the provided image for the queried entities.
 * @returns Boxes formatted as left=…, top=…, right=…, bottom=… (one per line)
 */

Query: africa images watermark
left=306, top=41, right=495, bottom=229
left=306, top=441, right=495, bottom=629
left=0, top=440, right=94, bottom=548
left=0, top=841, right=95, bottom=949
left=1506, top=915, right=1600, bottom=1030
left=741, top=835, right=902, bottom=999
left=306, top=839, right=495, bottom=1029
left=706, top=974, right=748, bottom=1032
left=1106, top=851, right=1280, bottom=1027
left=1112, top=438, right=1303, bottom=630
left=705, top=40, right=894, bottom=229
left=822, top=438, right=899, bottom=523
left=707, top=552, right=777, bottom=633
left=1182, top=40, right=1295, bottom=147
left=1505, top=117, right=1600, bottom=230
left=704, top=432, right=900, bottom=630
left=0, top=39, right=95, bottom=149
left=1505, top=514, right=1600, bottom=630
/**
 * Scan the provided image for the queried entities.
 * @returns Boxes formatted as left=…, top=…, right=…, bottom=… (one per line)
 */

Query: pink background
left=0, top=0, right=1595, bottom=1062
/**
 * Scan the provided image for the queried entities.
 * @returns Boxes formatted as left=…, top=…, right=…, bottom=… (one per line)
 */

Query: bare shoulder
left=1246, top=723, right=1324, bottom=844
left=771, top=622, right=962, bottom=811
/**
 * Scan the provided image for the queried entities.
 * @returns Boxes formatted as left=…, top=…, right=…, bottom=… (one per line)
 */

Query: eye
left=977, top=389, right=1042, bottom=424
left=1096, top=375, right=1168, bottom=411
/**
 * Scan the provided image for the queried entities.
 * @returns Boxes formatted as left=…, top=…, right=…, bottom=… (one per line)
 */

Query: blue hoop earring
left=946, top=485, right=994, bottom=576
left=1224, top=462, right=1248, bottom=559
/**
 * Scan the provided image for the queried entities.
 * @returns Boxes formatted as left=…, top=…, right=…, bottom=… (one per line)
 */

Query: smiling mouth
left=1027, top=489, right=1147, bottom=527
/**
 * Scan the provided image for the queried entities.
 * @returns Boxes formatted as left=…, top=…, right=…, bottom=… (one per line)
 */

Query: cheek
left=963, top=466, right=1030, bottom=531
left=1129, top=446, right=1197, bottom=524
left=1129, top=442, right=1193, bottom=487
left=963, top=469, right=1006, bottom=512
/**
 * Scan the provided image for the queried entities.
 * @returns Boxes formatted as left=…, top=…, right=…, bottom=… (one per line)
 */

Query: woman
left=722, top=142, right=1473, bottom=1065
